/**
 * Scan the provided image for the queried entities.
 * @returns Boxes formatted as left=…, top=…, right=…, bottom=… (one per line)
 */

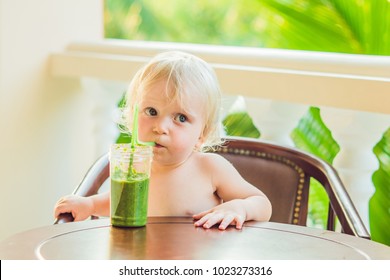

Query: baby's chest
left=148, top=174, right=219, bottom=216
left=150, top=174, right=215, bottom=200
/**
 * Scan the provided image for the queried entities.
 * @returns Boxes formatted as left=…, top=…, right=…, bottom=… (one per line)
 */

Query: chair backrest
left=55, top=136, right=370, bottom=239
left=214, top=139, right=309, bottom=226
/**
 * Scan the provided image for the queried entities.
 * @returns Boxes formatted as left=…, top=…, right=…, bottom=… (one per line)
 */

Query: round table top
left=1, top=217, right=389, bottom=260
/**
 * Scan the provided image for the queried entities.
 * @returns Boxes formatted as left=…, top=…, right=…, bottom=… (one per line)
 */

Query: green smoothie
left=110, top=173, right=150, bottom=227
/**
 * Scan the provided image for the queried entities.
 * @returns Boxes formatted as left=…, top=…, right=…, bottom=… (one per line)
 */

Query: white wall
left=0, top=0, right=103, bottom=241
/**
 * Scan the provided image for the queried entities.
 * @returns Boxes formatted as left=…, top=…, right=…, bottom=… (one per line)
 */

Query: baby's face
left=136, top=80, right=206, bottom=167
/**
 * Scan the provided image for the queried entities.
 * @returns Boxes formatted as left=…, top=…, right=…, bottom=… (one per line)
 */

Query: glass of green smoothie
left=109, top=144, right=153, bottom=227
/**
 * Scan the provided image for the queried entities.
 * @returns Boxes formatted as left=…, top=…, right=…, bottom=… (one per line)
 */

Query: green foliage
left=291, top=107, right=340, bottom=228
left=222, top=96, right=260, bottom=138
left=327, top=0, right=390, bottom=55
left=291, top=107, right=340, bottom=164
left=105, top=0, right=269, bottom=47
left=260, top=0, right=363, bottom=53
left=369, top=128, right=390, bottom=245
left=261, top=0, right=390, bottom=55
left=105, top=0, right=390, bottom=55
left=306, top=179, right=330, bottom=229
left=223, top=112, right=261, bottom=138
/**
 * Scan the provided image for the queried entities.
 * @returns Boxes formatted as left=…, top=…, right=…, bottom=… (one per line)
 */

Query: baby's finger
left=218, top=215, right=235, bottom=230
left=194, top=212, right=213, bottom=227
left=201, top=213, right=225, bottom=229
left=234, top=215, right=245, bottom=229
left=73, top=212, right=84, bottom=221
left=192, top=210, right=211, bottom=220
left=54, top=205, right=69, bottom=218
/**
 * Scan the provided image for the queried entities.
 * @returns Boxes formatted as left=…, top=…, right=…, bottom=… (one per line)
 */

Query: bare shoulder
left=196, top=152, right=264, bottom=199
left=195, top=152, right=235, bottom=171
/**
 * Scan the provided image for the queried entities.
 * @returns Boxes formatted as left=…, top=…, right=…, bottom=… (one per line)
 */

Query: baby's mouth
left=154, top=143, right=165, bottom=148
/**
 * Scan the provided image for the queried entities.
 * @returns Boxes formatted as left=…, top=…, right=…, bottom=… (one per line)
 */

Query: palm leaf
left=369, top=128, right=390, bottom=245
left=291, top=107, right=340, bottom=163
left=291, top=107, right=340, bottom=228
left=223, top=112, right=261, bottom=138
left=260, top=0, right=362, bottom=53
left=223, top=96, right=261, bottom=138
left=261, top=0, right=390, bottom=55
left=328, top=0, right=390, bottom=54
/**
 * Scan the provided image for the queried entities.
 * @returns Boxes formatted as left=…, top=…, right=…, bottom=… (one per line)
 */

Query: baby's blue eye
left=145, top=107, right=157, bottom=116
left=175, top=114, right=187, bottom=123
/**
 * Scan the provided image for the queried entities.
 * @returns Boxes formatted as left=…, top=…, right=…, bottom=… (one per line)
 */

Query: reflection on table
left=1, top=217, right=389, bottom=259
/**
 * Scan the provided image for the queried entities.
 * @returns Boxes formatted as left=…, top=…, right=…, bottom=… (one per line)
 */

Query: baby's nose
left=153, top=118, right=170, bottom=134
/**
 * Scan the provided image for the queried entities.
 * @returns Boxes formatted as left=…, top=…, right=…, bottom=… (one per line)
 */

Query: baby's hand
left=193, top=200, right=246, bottom=230
left=54, top=195, right=94, bottom=221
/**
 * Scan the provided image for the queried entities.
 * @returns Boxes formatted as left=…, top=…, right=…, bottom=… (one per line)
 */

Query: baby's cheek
left=137, top=119, right=151, bottom=138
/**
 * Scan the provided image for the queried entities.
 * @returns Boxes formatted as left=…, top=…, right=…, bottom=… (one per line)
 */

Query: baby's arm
left=193, top=154, right=272, bottom=230
left=54, top=191, right=110, bottom=221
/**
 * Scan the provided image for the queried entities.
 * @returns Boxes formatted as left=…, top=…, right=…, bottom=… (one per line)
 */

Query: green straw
left=130, top=106, right=138, bottom=149
left=127, top=105, right=155, bottom=179
left=131, top=105, right=155, bottom=148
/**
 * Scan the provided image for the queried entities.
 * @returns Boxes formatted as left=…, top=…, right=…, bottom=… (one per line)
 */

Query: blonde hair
left=121, top=51, right=223, bottom=151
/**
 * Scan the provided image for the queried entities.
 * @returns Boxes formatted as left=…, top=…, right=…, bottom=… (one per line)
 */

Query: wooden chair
left=55, top=136, right=370, bottom=239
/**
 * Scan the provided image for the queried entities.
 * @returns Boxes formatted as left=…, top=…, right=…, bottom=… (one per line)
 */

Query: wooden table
left=1, top=217, right=389, bottom=260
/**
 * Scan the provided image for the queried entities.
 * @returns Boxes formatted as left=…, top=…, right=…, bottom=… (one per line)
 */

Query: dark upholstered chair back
left=215, top=142, right=309, bottom=226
